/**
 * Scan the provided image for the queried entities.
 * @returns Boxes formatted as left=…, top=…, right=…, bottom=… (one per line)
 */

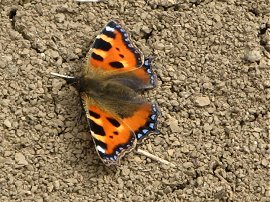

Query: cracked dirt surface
left=0, top=0, right=270, bottom=201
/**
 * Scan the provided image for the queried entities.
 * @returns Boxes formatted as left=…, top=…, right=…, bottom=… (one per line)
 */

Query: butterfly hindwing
left=82, top=96, right=136, bottom=165
left=87, top=20, right=143, bottom=72
left=133, top=103, right=159, bottom=141
left=82, top=95, right=159, bottom=165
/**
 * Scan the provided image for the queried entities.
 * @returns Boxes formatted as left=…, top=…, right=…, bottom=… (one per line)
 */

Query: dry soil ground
left=0, top=0, right=270, bottom=201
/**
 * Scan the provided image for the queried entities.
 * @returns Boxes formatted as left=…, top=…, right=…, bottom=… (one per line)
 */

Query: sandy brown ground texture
left=0, top=0, right=270, bottom=201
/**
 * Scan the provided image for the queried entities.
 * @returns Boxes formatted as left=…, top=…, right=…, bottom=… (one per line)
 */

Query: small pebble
left=54, top=180, right=60, bottom=190
left=195, top=96, right=211, bottom=106
left=15, top=153, right=28, bottom=165
left=167, top=149, right=175, bottom=157
left=122, top=167, right=131, bottom=176
left=244, top=49, right=262, bottom=62
left=4, top=119, right=12, bottom=128
left=183, top=162, right=193, bottom=168
left=55, top=13, right=65, bottom=23
left=168, top=118, right=181, bottom=133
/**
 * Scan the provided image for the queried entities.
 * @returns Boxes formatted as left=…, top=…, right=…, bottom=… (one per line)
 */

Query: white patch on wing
left=105, top=26, right=115, bottom=32
left=137, top=133, right=143, bottom=139
left=144, top=60, right=149, bottom=66
left=149, top=123, right=155, bottom=129
left=96, top=145, right=106, bottom=154
left=142, top=129, right=148, bottom=134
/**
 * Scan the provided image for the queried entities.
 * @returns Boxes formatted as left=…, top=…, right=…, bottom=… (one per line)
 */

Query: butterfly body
left=58, top=20, right=160, bottom=165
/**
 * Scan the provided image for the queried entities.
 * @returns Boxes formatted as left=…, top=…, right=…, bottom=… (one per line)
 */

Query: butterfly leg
left=74, top=99, right=88, bottom=128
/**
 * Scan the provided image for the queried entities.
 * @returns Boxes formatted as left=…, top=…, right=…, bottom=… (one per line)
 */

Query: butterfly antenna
left=51, top=72, right=77, bottom=84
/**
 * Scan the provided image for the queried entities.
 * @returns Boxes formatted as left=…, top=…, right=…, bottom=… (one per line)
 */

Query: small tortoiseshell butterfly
left=52, top=20, right=159, bottom=165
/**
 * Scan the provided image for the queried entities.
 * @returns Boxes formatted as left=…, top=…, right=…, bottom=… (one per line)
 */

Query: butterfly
left=52, top=20, right=159, bottom=165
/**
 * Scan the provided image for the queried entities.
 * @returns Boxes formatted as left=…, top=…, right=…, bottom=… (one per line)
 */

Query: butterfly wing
left=132, top=57, right=157, bottom=90
left=85, top=21, right=157, bottom=91
left=126, top=102, right=159, bottom=141
left=86, top=20, right=143, bottom=72
left=106, top=57, right=157, bottom=91
left=82, top=95, right=159, bottom=165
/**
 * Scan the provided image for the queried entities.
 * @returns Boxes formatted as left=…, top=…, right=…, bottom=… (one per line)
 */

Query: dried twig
left=136, top=149, right=176, bottom=167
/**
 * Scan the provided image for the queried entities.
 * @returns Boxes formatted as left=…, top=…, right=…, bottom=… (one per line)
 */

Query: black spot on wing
left=93, top=38, right=112, bottom=51
left=119, top=54, right=124, bottom=58
left=89, top=110, right=100, bottom=119
left=91, top=52, right=103, bottom=61
left=113, top=131, right=119, bottom=135
left=109, top=61, right=124, bottom=68
left=90, top=120, right=105, bottom=136
left=103, top=30, right=116, bottom=39
left=116, top=47, right=120, bottom=51
left=107, top=117, right=120, bottom=127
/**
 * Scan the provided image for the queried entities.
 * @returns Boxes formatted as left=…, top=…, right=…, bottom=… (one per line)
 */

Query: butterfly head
left=65, top=76, right=93, bottom=94
left=51, top=72, right=82, bottom=91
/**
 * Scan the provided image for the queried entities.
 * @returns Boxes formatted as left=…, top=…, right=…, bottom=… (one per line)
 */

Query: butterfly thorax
left=76, top=75, right=147, bottom=119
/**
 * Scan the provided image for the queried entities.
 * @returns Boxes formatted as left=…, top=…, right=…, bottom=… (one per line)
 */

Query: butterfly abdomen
left=78, top=76, right=105, bottom=97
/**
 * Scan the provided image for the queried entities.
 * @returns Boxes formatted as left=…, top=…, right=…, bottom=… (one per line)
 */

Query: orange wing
left=82, top=96, right=159, bottom=165
left=86, top=20, right=143, bottom=72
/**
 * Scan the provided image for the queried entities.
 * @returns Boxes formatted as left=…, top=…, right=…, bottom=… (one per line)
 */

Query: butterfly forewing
left=87, top=20, right=143, bottom=72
